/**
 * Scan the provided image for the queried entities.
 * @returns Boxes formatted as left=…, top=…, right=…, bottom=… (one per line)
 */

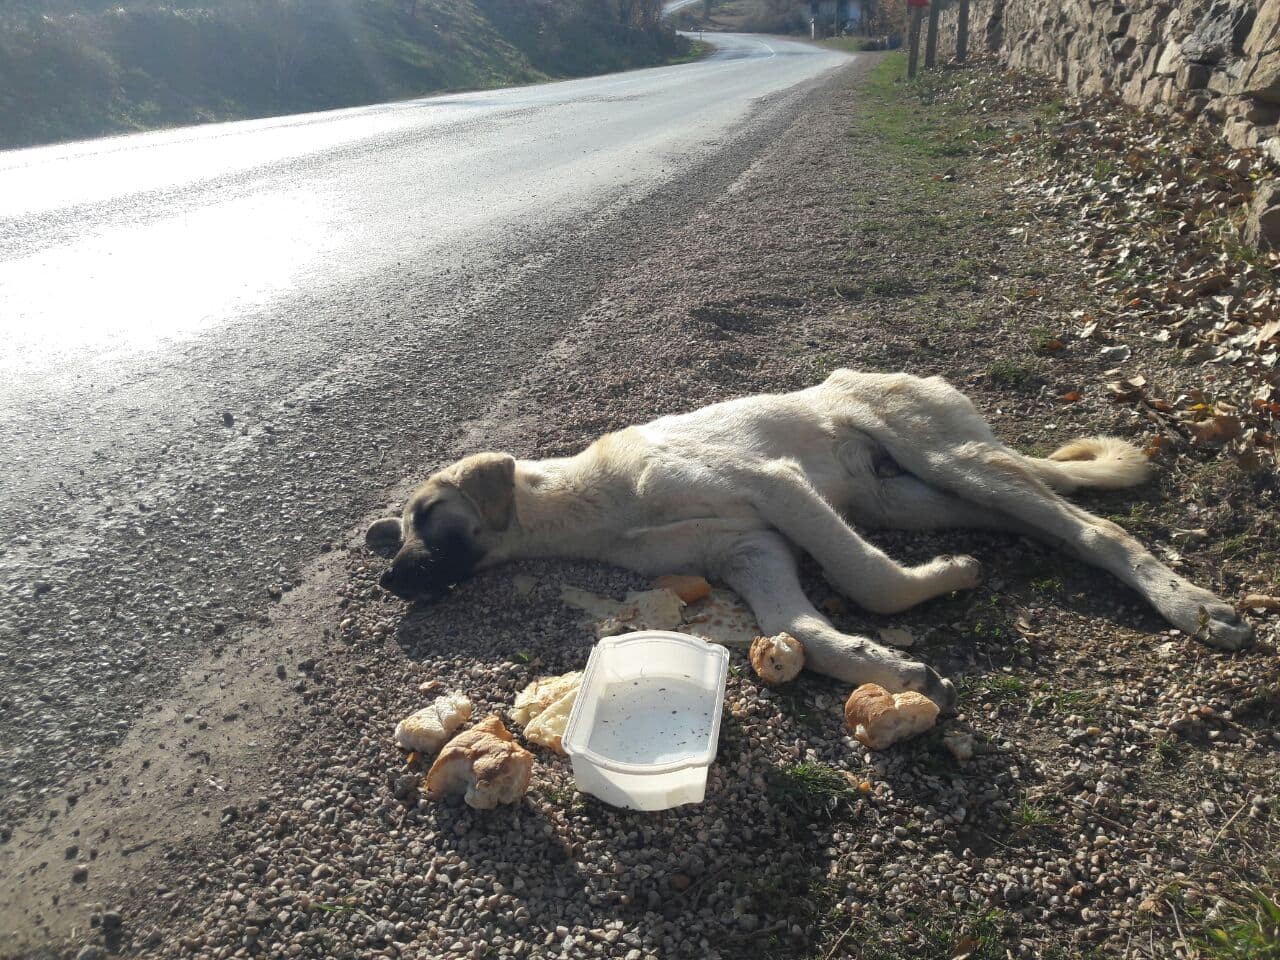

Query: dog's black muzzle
left=378, top=538, right=477, bottom=602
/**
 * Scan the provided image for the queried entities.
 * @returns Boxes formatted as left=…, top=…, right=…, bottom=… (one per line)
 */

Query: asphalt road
left=0, top=33, right=851, bottom=953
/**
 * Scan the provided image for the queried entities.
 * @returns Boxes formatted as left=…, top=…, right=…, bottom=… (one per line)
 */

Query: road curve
left=662, top=0, right=704, bottom=15
left=0, top=33, right=852, bottom=952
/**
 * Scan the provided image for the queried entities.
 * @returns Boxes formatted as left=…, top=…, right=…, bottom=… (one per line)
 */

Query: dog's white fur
left=393, top=370, right=1252, bottom=707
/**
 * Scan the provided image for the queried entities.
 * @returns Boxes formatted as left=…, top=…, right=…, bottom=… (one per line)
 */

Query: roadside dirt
left=11, top=52, right=1279, bottom=960
left=0, top=547, right=346, bottom=954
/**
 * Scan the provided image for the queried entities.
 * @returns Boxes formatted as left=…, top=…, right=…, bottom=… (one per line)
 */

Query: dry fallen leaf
left=1099, top=344, right=1132, bottom=362
left=1137, top=897, right=1164, bottom=916
left=994, top=86, right=1277, bottom=471
left=1106, top=377, right=1147, bottom=402
left=1255, top=318, right=1280, bottom=349
left=877, top=627, right=915, bottom=649
left=1187, top=415, right=1242, bottom=446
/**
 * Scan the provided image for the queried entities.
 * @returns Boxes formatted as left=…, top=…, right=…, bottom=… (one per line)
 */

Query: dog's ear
left=444, top=452, right=516, bottom=531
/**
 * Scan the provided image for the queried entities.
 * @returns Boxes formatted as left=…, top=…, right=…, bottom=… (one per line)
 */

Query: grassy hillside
left=670, top=0, right=906, bottom=37
left=0, top=0, right=689, bottom=149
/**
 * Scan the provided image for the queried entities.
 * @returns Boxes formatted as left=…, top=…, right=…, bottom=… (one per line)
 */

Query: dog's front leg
left=711, top=530, right=957, bottom=710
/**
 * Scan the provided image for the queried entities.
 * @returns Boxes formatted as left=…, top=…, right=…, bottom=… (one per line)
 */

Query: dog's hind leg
left=712, top=530, right=956, bottom=709
left=854, top=474, right=1026, bottom=532
left=899, top=442, right=1252, bottom=649
left=738, top=461, right=982, bottom=614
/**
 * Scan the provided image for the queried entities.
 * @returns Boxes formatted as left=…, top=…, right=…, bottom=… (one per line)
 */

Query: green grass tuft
left=766, top=762, right=856, bottom=819
left=1013, top=799, right=1056, bottom=829
left=987, top=359, right=1036, bottom=387
left=1199, top=887, right=1280, bottom=959
left=964, top=673, right=1026, bottom=703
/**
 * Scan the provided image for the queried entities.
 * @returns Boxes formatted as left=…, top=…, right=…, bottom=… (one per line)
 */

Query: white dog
left=372, top=369, right=1252, bottom=709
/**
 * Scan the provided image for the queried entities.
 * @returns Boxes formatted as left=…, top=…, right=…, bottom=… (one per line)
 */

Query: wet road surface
left=0, top=33, right=851, bottom=953
left=0, top=33, right=838, bottom=384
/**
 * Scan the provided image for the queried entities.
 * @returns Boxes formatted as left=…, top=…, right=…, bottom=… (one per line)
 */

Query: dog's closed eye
left=871, top=449, right=904, bottom=478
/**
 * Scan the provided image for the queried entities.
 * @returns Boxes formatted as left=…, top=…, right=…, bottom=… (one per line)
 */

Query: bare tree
left=247, top=0, right=303, bottom=99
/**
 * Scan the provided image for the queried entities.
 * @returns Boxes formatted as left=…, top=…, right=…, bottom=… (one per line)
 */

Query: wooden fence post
left=907, top=5, right=923, bottom=79
left=924, top=0, right=941, bottom=68
left=956, top=0, right=970, bottom=62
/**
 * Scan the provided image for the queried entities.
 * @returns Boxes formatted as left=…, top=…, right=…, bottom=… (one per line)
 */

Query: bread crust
left=748, top=632, right=805, bottom=685
left=523, top=689, right=577, bottom=754
left=424, top=716, right=534, bottom=809
left=653, top=575, right=712, bottom=604
left=843, top=684, right=939, bottom=750
left=393, top=692, right=473, bottom=754
left=512, top=671, right=582, bottom=727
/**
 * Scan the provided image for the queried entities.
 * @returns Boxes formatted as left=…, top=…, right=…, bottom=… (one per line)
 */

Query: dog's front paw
left=945, top=555, right=983, bottom=592
left=896, top=660, right=957, bottom=713
left=929, top=674, right=957, bottom=713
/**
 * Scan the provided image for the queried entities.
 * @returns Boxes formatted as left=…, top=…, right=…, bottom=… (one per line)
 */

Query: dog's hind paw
left=1166, top=588, right=1254, bottom=651
left=915, top=554, right=982, bottom=597
left=1195, top=602, right=1254, bottom=651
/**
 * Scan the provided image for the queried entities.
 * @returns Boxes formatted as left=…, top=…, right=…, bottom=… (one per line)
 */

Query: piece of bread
left=523, top=689, right=578, bottom=754
left=393, top=692, right=473, bottom=754
left=653, top=575, right=712, bottom=604
left=843, top=683, right=939, bottom=750
left=592, top=588, right=686, bottom=637
left=423, top=716, right=534, bottom=809
left=749, top=632, right=805, bottom=685
left=511, top=671, right=582, bottom=727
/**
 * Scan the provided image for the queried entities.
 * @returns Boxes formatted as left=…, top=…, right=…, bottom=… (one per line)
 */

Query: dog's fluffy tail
left=1028, top=436, right=1152, bottom=493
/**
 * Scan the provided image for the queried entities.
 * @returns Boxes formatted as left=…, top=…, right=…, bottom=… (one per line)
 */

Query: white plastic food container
left=562, top=631, right=730, bottom=811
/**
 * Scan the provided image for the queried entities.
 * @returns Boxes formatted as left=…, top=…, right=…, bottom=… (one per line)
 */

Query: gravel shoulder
left=10, top=52, right=1280, bottom=960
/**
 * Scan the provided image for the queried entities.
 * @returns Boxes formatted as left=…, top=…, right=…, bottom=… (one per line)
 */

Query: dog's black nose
left=379, top=566, right=415, bottom=600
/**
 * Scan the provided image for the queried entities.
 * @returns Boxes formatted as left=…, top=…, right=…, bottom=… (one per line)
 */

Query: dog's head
left=369, top=452, right=516, bottom=601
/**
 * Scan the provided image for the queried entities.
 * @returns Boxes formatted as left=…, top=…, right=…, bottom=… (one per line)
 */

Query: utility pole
left=906, top=0, right=926, bottom=79
left=956, top=0, right=970, bottom=63
left=924, top=0, right=941, bottom=68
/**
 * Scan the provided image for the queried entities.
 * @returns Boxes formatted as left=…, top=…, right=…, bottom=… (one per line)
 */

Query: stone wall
left=935, top=0, right=1280, bottom=161
left=933, top=0, right=1280, bottom=246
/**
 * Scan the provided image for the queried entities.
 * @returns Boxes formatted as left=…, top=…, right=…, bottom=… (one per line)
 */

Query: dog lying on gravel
left=370, top=369, right=1253, bottom=709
